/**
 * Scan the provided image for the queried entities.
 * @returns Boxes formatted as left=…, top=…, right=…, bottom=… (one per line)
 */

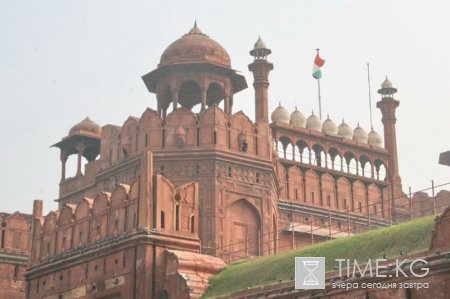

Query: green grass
left=202, top=215, right=435, bottom=298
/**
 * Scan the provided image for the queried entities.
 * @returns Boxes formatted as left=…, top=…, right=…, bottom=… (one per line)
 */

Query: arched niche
left=368, top=184, right=382, bottom=217
left=89, top=193, right=110, bottom=242
left=288, top=166, right=303, bottom=201
left=337, top=177, right=352, bottom=211
left=225, top=199, right=261, bottom=261
left=276, top=161, right=287, bottom=198
left=120, top=117, right=139, bottom=156
left=321, top=174, right=336, bottom=208
left=353, top=181, right=367, bottom=215
left=305, top=170, right=320, bottom=205
left=108, top=185, right=130, bottom=237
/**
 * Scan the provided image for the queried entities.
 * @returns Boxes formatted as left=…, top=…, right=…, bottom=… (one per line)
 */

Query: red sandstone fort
left=1, top=23, right=449, bottom=299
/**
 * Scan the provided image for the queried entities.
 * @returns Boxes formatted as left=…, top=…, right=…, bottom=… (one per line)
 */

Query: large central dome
left=159, top=22, right=231, bottom=68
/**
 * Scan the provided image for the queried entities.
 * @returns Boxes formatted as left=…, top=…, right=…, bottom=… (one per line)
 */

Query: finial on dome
left=188, top=20, right=203, bottom=35
left=295, top=105, right=298, bottom=110
left=279, top=101, right=281, bottom=106
left=327, top=113, right=330, bottom=119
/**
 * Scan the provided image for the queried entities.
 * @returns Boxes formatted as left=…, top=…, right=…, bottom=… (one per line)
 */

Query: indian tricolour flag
left=312, top=51, right=325, bottom=79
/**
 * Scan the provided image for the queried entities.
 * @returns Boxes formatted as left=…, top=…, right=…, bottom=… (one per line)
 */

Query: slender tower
left=248, top=37, right=273, bottom=122
left=377, top=77, right=403, bottom=198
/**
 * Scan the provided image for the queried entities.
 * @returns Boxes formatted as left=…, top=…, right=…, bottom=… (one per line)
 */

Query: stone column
left=157, top=101, right=162, bottom=117
left=229, top=94, right=233, bottom=114
left=201, top=89, right=207, bottom=111
left=224, top=96, right=230, bottom=114
left=173, top=92, right=178, bottom=110
left=60, top=152, right=68, bottom=181
left=76, top=143, right=85, bottom=177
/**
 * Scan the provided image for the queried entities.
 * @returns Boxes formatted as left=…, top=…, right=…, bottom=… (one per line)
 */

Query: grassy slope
left=203, top=215, right=435, bottom=298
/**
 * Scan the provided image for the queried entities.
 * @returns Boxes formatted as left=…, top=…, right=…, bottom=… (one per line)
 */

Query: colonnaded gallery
left=1, top=23, right=449, bottom=299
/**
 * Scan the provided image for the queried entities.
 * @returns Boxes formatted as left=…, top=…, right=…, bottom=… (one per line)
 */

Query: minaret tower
left=248, top=37, right=273, bottom=122
left=377, top=77, right=403, bottom=197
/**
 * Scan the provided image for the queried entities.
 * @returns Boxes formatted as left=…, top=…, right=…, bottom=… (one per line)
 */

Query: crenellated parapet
left=30, top=170, right=199, bottom=267
left=57, top=105, right=273, bottom=205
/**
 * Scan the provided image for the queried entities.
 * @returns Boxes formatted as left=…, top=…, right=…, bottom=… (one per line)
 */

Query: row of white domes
left=271, top=104, right=383, bottom=147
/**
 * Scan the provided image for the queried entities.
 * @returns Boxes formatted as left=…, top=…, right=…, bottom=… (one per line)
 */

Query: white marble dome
left=271, top=103, right=290, bottom=124
left=368, top=128, right=383, bottom=147
left=322, top=115, right=338, bottom=135
left=290, top=106, right=306, bottom=128
left=381, top=77, right=393, bottom=89
left=254, top=36, right=268, bottom=50
left=338, top=119, right=353, bottom=140
left=306, top=111, right=322, bottom=131
left=353, top=123, right=369, bottom=144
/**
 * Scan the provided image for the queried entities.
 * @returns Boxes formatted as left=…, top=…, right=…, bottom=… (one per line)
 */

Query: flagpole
left=317, top=48, right=322, bottom=120
left=318, top=78, right=322, bottom=120
left=367, top=63, right=373, bottom=128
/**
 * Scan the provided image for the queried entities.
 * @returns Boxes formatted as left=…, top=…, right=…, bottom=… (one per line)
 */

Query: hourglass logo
left=295, top=257, right=325, bottom=289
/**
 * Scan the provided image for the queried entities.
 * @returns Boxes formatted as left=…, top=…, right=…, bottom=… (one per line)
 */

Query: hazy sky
left=1, top=0, right=450, bottom=214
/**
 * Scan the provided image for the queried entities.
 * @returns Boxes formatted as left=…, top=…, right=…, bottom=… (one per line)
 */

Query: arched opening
left=296, top=140, right=309, bottom=164
left=344, top=152, right=357, bottom=174
left=335, top=155, right=343, bottom=172
left=374, top=160, right=387, bottom=181
left=278, top=136, right=291, bottom=159
left=191, top=102, right=202, bottom=114
left=225, top=199, right=261, bottom=261
left=179, top=80, right=201, bottom=109
left=159, top=85, right=173, bottom=113
left=206, top=82, right=226, bottom=107
left=165, top=102, right=174, bottom=118
left=65, top=155, right=89, bottom=177
left=321, top=151, right=327, bottom=168
left=312, top=144, right=325, bottom=167
left=328, top=147, right=341, bottom=170
left=286, top=143, right=294, bottom=160
left=359, top=156, right=373, bottom=178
